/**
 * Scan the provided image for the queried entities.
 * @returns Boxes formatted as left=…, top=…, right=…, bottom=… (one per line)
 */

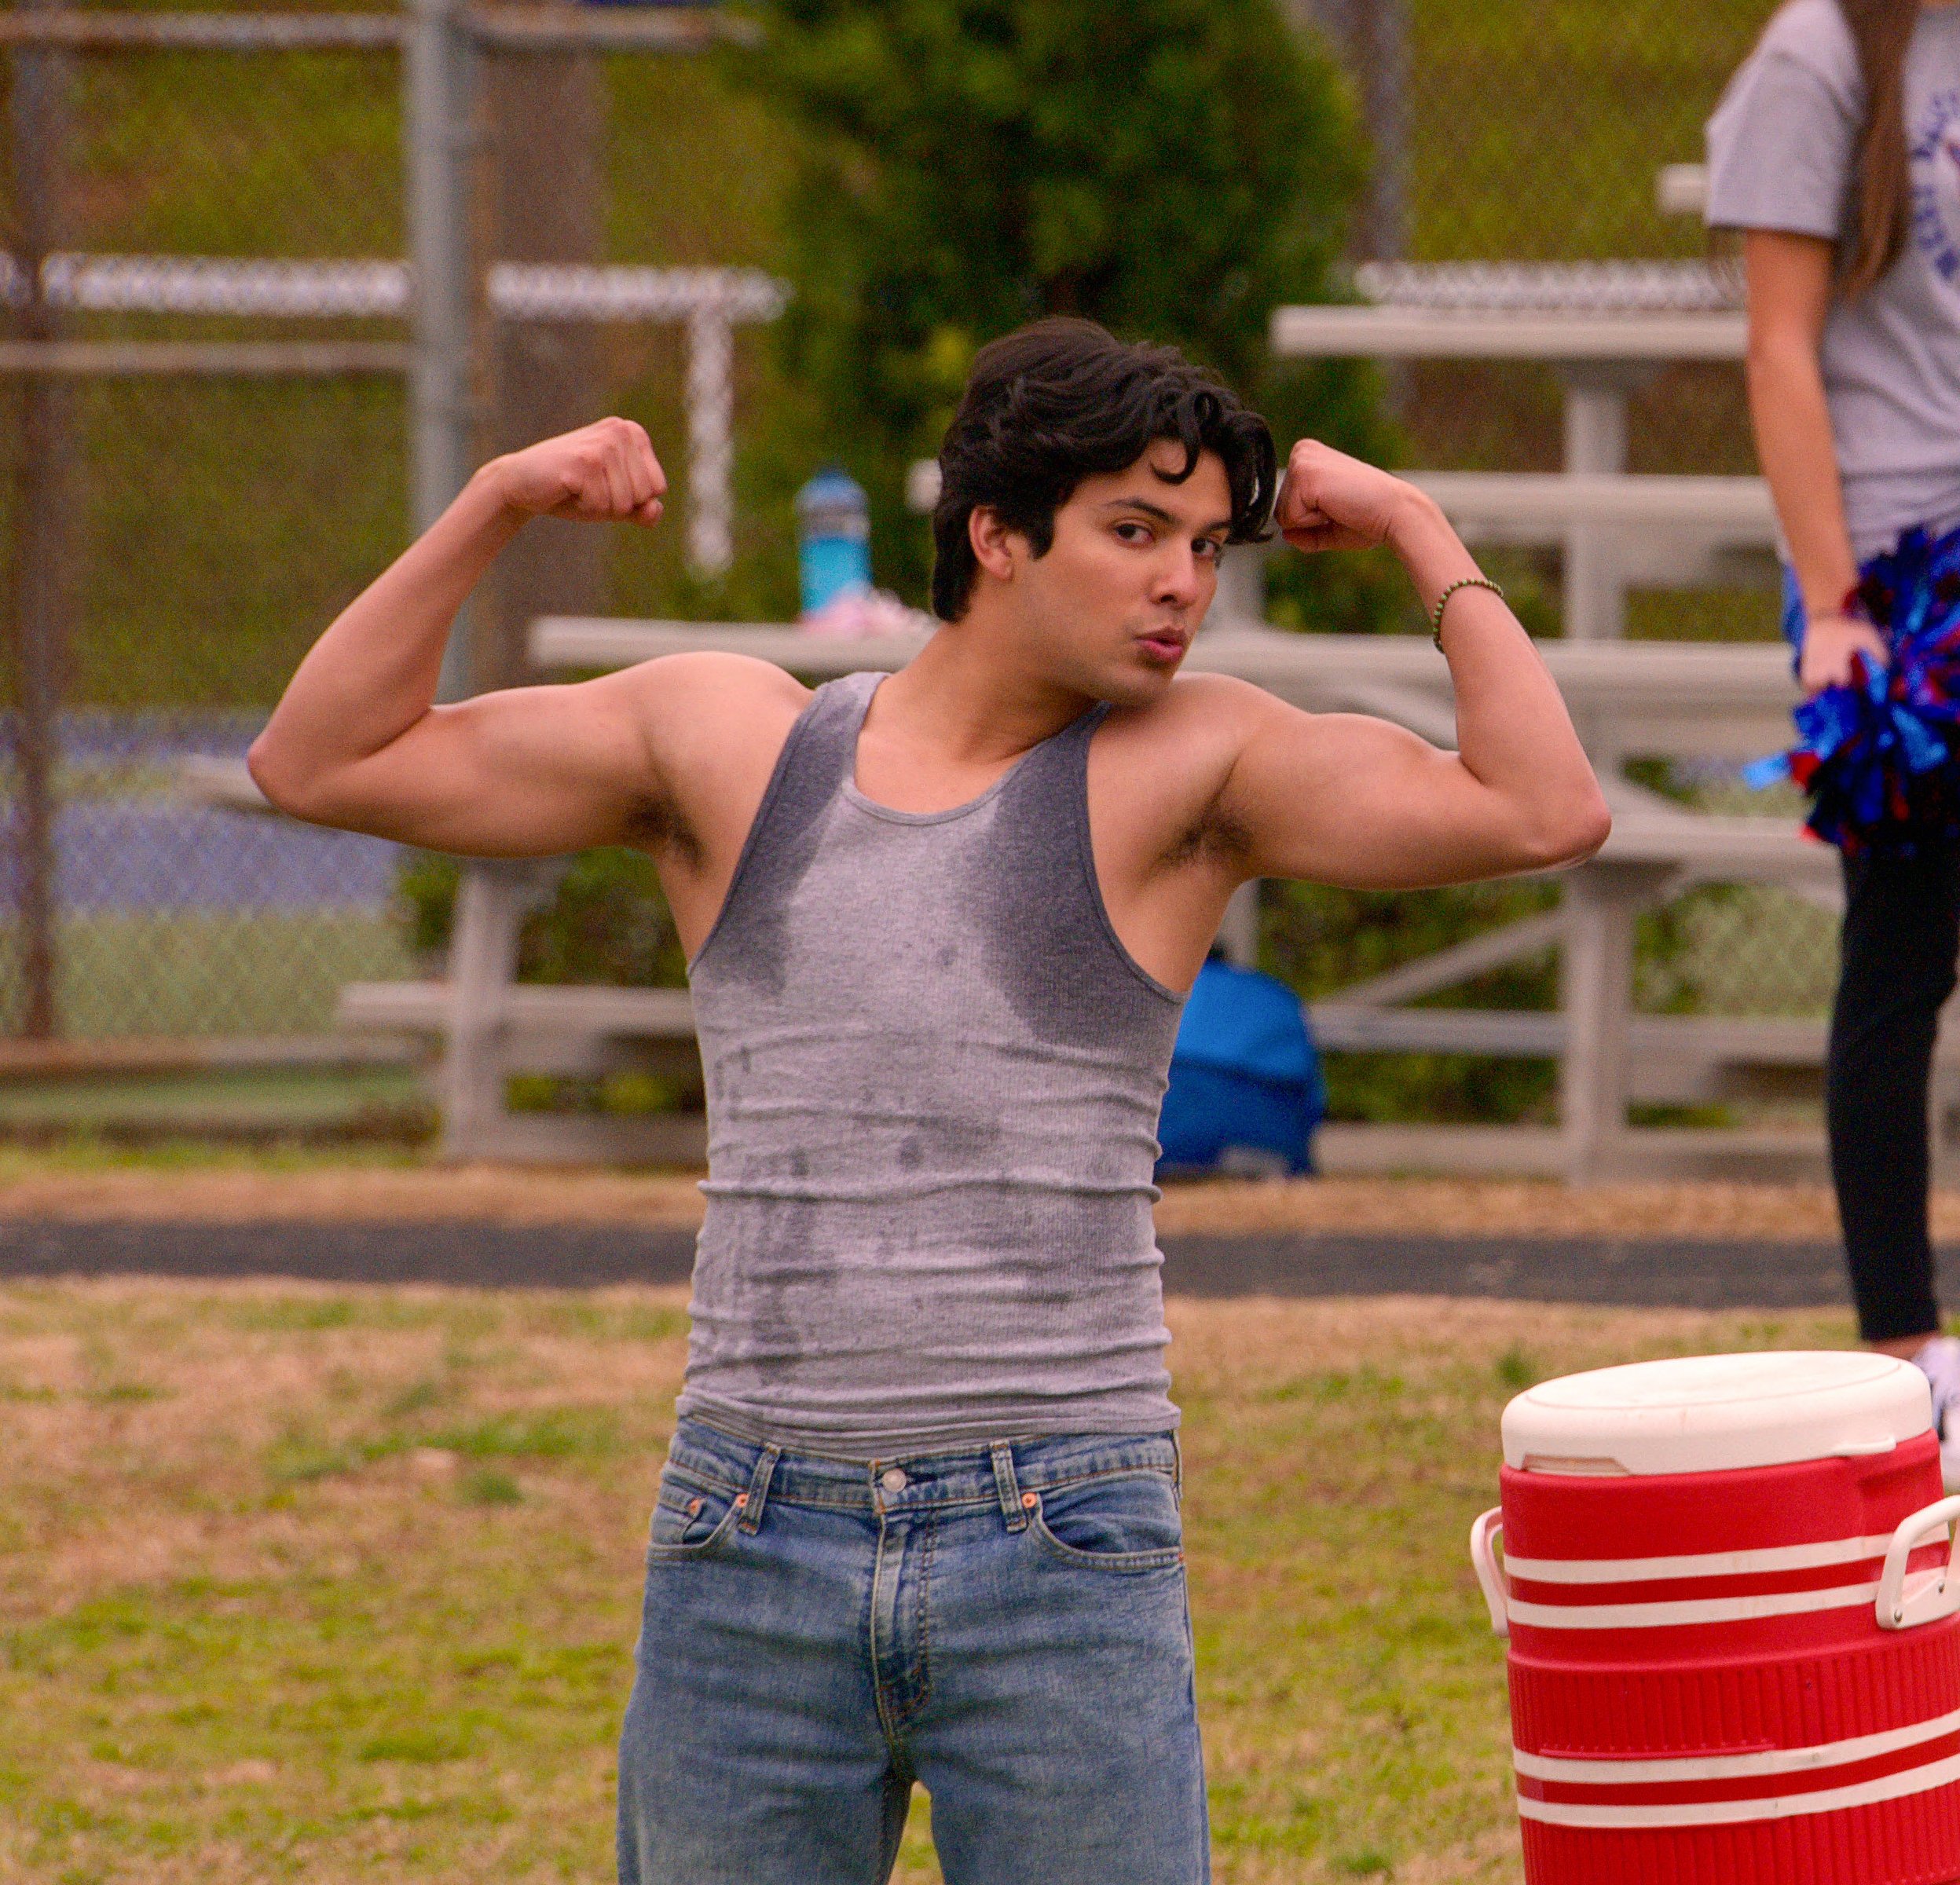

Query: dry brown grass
left=0, top=1162, right=712, bottom=1227
left=0, top=1155, right=1906, bottom=1245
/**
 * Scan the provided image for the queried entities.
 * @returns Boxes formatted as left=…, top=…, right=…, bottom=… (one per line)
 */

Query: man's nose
left=1153, top=547, right=1207, bottom=606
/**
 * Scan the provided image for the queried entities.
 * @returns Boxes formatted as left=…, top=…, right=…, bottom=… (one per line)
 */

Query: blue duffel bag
left=1156, top=956, right=1325, bottom=1179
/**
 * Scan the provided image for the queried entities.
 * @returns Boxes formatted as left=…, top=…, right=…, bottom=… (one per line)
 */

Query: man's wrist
left=468, top=456, right=521, bottom=518
left=1383, top=485, right=1486, bottom=603
left=1383, top=481, right=1448, bottom=551
left=455, top=460, right=537, bottom=553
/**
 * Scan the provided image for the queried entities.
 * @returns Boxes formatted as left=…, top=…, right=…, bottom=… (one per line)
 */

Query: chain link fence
left=2, top=16, right=412, bottom=1074
left=0, top=0, right=1828, bottom=1140
left=0, top=5, right=781, bottom=1126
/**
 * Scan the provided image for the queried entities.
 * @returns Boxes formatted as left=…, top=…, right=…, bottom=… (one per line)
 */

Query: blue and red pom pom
left=1746, top=526, right=1960, bottom=854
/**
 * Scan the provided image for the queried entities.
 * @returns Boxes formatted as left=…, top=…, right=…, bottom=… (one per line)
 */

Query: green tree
left=750, top=0, right=1397, bottom=617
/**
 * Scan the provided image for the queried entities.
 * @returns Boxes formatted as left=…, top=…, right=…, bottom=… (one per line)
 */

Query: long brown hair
left=1838, top=0, right=1922, bottom=295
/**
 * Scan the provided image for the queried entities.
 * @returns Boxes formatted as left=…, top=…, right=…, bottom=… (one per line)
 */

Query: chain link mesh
left=1300, top=0, right=1837, bottom=1034
left=0, top=14, right=784, bottom=1077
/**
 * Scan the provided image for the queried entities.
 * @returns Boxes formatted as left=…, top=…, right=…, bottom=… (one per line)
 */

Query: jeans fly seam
left=869, top=1513, right=905, bottom=1751
left=900, top=1514, right=936, bottom=1726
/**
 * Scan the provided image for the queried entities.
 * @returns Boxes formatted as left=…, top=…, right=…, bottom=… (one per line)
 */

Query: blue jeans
left=617, top=1418, right=1209, bottom=1884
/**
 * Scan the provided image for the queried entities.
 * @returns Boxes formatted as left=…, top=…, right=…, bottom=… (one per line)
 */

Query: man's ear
left=968, top=504, right=1021, bottom=584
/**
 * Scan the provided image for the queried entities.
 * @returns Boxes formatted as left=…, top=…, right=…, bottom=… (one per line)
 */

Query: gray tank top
left=676, top=670, right=1188, bottom=1456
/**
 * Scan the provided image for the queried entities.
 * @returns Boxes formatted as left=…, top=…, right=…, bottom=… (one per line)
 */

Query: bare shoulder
left=1087, top=674, right=1302, bottom=874
left=617, top=650, right=810, bottom=725
left=600, top=653, right=811, bottom=871
left=613, top=651, right=808, bottom=767
left=1097, top=671, right=1295, bottom=770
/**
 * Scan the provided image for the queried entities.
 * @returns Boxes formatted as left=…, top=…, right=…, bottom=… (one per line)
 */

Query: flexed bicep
left=1221, top=696, right=1595, bottom=890
left=255, top=665, right=662, bottom=856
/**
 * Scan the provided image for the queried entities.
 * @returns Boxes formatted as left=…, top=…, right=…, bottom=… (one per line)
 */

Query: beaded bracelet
left=1431, top=575, right=1506, bottom=651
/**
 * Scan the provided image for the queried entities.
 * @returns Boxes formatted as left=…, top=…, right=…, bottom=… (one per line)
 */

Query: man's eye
left=1114, top=522, right=1152, bottom=544
left=1196, top=538, right=1225, bottom=561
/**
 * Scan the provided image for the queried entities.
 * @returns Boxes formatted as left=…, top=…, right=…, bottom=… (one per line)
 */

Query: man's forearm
left=248, top=463, right=524, bottom=806
left=1388, top=490, right=1605, bottom=845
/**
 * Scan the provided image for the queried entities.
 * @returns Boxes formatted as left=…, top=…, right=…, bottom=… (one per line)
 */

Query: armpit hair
left=622, top=791, right=705, bottom=870
left=1156, top=797, right=1255, bottom=877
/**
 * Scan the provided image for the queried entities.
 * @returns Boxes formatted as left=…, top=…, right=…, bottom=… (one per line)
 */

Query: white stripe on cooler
left=1517, top=1748, right=1960, bottom=1829
left=1504, top=1533, right=1899, bottom=1586
left=1515, top=1705, right=1960, bottom=1784
left=1508, top=1579, right=1884, bottom=1630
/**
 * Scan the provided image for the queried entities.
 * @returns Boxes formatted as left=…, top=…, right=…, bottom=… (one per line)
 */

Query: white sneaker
left=1911, top=1335, right=1960, bottom=1492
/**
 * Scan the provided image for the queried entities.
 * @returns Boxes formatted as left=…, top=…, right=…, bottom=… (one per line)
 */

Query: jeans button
left=880, top=1466, right=907, bottom=1493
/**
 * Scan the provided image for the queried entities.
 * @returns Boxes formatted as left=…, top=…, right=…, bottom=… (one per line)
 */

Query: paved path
left=0, top=1217, right=1900, bottom=1311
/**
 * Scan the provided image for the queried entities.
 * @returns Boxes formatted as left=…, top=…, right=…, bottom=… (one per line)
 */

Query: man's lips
left=1136, top=630, right=1187, bottom=663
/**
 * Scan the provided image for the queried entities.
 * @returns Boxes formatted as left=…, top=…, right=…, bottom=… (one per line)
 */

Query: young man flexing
left=249, top=318, right=1609, bottom=1884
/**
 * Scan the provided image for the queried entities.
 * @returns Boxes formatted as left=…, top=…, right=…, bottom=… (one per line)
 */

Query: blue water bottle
left=796, top=467, right=871, bottom=617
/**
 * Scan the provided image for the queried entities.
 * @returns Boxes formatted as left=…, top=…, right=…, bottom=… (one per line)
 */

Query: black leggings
left=1829, top=840, right=1960, bottom=1341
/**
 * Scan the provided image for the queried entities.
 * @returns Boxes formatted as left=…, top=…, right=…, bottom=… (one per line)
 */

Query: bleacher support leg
left=437, top=858, right=533, bottom=1162
left=1561, top=862, right=1668, bottom=1182
left=1559, top=364, right=1651, bottom=643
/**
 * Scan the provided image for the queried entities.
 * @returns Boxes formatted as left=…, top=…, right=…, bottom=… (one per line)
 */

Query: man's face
left=1001, top=442, right=1233, bottom=706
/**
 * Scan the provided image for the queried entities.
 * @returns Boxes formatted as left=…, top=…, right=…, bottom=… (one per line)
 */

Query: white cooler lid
left=1502, top=1351, right=1932, bottom=1476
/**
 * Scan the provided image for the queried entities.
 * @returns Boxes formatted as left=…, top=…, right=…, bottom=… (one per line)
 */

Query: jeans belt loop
left=991, top=1440, right=1028, bottom=1532
left=738, top=1443, right=781, bottom=1535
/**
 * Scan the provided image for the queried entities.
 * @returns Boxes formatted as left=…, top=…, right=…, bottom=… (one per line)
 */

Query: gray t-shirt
left=1705, top=0, right=1960, bottom=559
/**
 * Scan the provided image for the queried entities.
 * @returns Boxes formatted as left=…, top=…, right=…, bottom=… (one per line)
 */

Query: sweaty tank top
left=676, top=670, right=1188, bottom=1456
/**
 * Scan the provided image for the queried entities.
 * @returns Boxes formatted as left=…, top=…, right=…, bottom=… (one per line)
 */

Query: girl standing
left=1708, top=0, right=1960, bottom=1477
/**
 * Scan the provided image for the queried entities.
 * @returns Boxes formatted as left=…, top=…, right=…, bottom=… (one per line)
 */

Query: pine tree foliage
left=751, top=0, right=1388, bottom=604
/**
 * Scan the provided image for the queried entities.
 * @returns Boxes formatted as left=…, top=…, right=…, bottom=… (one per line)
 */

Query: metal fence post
left=685, top=297, right=735, bottom=576
left=1216, top=881, right=1261, bottom=968
left=1291, top=0, right=1407, bottom=263
left=5, top=0, right=75, bottom=1039
left=1357, top=0, right=1408, bottom=264
left=481, top=7, right=605, bottom=689
left=405, top=0, right=478, bottom=703
left=1560, top=862, right=1669, bottom=1183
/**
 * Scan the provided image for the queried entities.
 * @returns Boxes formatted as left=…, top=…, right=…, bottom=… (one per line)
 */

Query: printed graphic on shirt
left=1911, top=87, right=1960, bottom=285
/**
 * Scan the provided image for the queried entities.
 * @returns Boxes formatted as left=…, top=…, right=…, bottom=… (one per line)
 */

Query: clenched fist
left=489, top=416, right=667, bottom=527
left=1273, top=438, right=1423, bottom=554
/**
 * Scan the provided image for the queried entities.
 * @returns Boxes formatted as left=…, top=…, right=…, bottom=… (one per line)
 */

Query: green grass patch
left=459, top=1470, right=523, bottom=1509
left=426, top=1407, right=623, bottom=1462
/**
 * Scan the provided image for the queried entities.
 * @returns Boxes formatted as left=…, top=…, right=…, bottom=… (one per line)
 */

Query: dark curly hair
left=929, top=317, right=1277, bottom=623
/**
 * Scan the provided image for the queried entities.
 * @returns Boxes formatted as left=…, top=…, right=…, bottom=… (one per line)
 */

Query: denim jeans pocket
left=1026, top=1466, right=1185, bottom=1572
left=646, top=1465, right=746, bottom=1561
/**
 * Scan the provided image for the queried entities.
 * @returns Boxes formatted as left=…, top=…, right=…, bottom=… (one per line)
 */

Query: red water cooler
left=1472, top=1351, right=1960, bottom=1883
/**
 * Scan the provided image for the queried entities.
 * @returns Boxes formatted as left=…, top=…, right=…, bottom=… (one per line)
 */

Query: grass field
left=0, top=1276, right=1857, bottom=1883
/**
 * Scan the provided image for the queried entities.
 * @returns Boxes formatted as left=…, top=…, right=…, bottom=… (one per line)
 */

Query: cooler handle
left=1877, top=1494, right=1960, bottom=1631
left=1470, top=1507, right=1508, bottom=1638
